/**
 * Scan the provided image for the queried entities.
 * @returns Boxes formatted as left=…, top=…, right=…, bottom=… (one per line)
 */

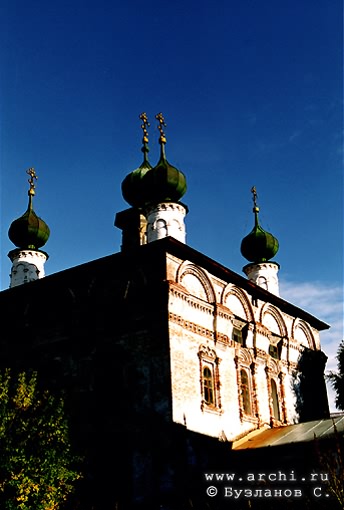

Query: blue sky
left=1, top=1, right=343, bottom=408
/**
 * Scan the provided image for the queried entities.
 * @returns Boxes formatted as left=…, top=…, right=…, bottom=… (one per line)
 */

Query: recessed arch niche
left=292, top=319, right=316, bottom=350
left=260, top=304, right=287, bottom=338
left=176, top=262, right=216, bottom=303
left=221, top=284, right=254, bottom=322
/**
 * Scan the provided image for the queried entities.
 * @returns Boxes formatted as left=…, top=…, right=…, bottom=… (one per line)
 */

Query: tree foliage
left=327, top=340, right=344, bottom=410
left=0, top=369, right=82, bottom=510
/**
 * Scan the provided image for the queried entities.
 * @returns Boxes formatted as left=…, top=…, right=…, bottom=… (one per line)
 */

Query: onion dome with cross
left=121, top=112, right=153, bottom=209
left=8, top=168, right=50, bottom=250
left=143, top=113, right=187, bottom=206
left=240, top=187, right=279, bottom=263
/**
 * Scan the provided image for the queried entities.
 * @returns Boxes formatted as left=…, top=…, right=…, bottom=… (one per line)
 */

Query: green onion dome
left=240, top=189, right=279, bottom=263
left=143, top=113, right=187, bottom=205
left=8, top=184, right=50, bottom=250
left=121, top=112, right=153, bottom=209
left=143, top=143, right=187, bottom=205
left=121, top=145, right=152, bottom=208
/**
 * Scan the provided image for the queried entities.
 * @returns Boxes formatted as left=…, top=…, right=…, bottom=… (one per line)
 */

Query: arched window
left=155, top=218, right=168, bottom=238
left=198, top=345, right=221, bottom=412
left=258, top=276, right=268, bottom=290
left=271, top=379, right=280, bottom=421
left=240, top=369, right=252, bottom=415
left=203, top=366, right=215, bottom=405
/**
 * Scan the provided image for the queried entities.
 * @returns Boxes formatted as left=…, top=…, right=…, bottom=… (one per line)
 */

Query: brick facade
left=0, top=237, right=329, bottom=509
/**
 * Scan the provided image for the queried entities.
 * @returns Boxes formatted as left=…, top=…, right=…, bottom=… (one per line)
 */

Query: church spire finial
left=27, top=168, right=37, bottom=204
left=251, top=186, right=260, bottom=227
left=155, top=112, right=167, bottom=145
left=251, top=185, right=259, bottom=211
left=139, top=112, right=150, bottom=144
left=139, top=112, right=150, bottom=163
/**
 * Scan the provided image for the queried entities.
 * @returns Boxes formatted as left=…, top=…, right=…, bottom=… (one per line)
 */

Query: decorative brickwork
left=169, top=312, right=215, bottom=341
left=166, top=245, right=328, bottom=442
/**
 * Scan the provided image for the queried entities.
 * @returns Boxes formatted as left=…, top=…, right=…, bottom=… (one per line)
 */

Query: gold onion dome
left=240, top=187, right=279, bottom=263
left=143, top=113, right=187, bottom=205
left=8, top=169, right=50, bottom=250
left=121, top=113, right=153, bottom=208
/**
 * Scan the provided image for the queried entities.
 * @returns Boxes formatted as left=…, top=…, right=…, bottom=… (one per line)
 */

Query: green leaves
left=0, top=370, right=82, bottom=510
left=327, top=340, right=344, bottom=411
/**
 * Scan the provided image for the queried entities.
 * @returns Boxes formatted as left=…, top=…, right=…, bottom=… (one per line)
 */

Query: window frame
left=271, top=378, right=281, bottom=421
left=240, top=368, right=252, bottom=416
left=231, top=318, right=248, bottom=347
left=198, top=346, right=222, bottom=413
left=202, top=364, right=216, bottom=406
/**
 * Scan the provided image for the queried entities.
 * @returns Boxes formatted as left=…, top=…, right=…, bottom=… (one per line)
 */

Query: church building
left=0, top=113, right=332, bottom=509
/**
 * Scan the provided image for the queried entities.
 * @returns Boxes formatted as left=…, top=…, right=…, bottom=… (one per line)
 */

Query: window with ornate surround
left=198, top=345, right=221, bottom=413
left=203, top=366, right=215, bottom=405
left=266, top=364, right=286, bottom=426
left=240, top=368, right=252, bottom=416
left=235, top=353, right=258, bottom=424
